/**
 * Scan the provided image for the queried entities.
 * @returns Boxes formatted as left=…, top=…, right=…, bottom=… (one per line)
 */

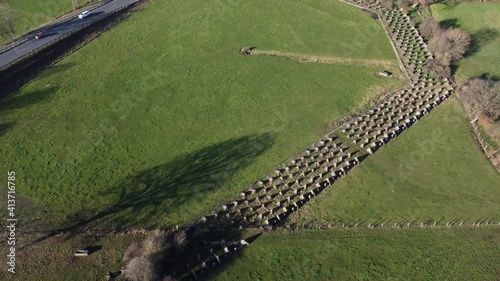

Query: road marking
left=15, top=48, right=26, bottom=54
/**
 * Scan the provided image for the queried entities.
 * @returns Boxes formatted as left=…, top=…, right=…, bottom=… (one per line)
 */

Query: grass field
left=0, top=232, right=143, bottom=280
left=289, top=98, right=500, bottom=224
left=431, top=2, right=500, bottom=82
left=0, top=0, right=405, bottom=230
left=0, top=0, right=88, bottom=44
left=210, top=228, right=500, bottom=281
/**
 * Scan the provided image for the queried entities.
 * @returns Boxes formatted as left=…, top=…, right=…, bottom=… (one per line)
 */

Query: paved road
left=0, top=0, right=138, bottom=70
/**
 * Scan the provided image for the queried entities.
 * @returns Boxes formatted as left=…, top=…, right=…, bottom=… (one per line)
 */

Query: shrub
left=142, top=231, right=167, bottom=256
left=123, top=256, right=158, bottom=281
left=123, top=241, right=143, bottom=262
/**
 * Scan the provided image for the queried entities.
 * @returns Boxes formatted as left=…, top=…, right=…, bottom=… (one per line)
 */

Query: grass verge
left=209, top=227, right=500, bottom=281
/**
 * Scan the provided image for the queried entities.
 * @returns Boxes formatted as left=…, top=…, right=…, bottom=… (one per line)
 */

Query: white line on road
left=15, top=48, right=26, bottom=54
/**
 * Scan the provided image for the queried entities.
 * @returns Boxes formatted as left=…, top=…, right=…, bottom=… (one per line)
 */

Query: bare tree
left=428, top=29, right=451, bottom=65
left=425, top=58, right=451, bottom=78
left=419, top=17, right=440, bottom=39
left=445, top=28, right=471, bottom=61
left=428, top=27, right=470, bottom=66
left=460, top=78, right=500, bottom=120
left=122, top=256, right=158, bottom=281
left=123, top=241, right=143, bottom=262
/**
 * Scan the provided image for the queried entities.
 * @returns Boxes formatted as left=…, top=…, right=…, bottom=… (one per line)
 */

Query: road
left=0, top=0, right=138, bottom=70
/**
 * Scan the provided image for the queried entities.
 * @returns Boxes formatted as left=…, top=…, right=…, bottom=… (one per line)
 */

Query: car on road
left=34, top=32, right=45, bottom=39
left=78, top=11, right=90, bottom=19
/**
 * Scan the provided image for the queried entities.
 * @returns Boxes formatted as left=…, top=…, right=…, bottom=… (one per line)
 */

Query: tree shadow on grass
left=436, top=0, right=460, bottom=8
left=0, top=62, right=73, bottom=100
left=0, top=86, right=59, bottom=112
left=23, top=133, right=274, bottom=248
left=37, top=62, right=76, bottom=79
left=439, top=18, right=460, bottom=29
left=465, top=28, right=499, bottom=58
left=477, top=73, right=500, bottom=82
left=0, top=122, right=14, bottom=138
left=0, top=86, right=59, bottom=139
left=451, top=28, right=498, bottom=76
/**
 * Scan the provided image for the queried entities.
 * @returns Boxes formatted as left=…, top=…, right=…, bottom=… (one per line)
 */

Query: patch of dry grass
left=251, top=49, right=400, bottom=69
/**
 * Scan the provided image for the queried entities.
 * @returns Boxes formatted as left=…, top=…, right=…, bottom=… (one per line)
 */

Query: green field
left=1, top=1, right=499, bottom=281
left=210, top=228, right=500, bottom=281
left=289, top=99, right=500, bottom=224
left=431, top=2, right=500, bottom=82
left=0, top=0, right=88, bottom=44
left=0, top=0, right=405, bottom=230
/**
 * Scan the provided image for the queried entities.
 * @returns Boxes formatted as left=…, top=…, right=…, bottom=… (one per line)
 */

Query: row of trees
left=419, top=17, right=471, bottom=78
left=418, top=17, right=498, bottom=121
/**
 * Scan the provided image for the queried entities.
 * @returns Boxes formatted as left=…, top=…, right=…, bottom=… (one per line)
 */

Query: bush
left=123, top=256, right=158, bottom=281
left=445, top=28, right=471, bottom=61
left=123, top=241, right=143, bottom=262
